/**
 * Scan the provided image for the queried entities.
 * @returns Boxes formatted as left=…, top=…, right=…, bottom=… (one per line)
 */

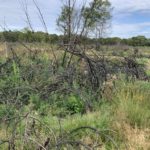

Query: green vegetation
left=1, top=30, right=150, bottom=47
left=0, top=45, right=150, bottom=149
left=0, top=0, right=150, bottom=149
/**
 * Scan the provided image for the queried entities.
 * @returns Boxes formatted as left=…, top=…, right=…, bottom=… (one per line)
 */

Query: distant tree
left=3, top=30, right=19, bottom=42
left=121, top=38, right=128, bottom=45
left=50, top=34, right=59, bottom=44
left=21, top=27, right=31, bottom=33
left=131, top=36, right=147, bottom=46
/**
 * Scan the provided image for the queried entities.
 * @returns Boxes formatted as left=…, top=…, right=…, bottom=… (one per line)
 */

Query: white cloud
left=0, top=0, right=62, bottom=32
left=110, top=0, right=150, bottom=13
left=108, top=0, right=150, bottom=37
left=111, top=22, right=150, bottom=38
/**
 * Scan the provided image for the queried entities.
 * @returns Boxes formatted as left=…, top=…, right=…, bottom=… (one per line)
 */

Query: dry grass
left=115, top=122, right=150, bottom=150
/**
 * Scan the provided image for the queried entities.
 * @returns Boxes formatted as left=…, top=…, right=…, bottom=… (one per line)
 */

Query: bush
left=66, top=94, right=84, bottom=114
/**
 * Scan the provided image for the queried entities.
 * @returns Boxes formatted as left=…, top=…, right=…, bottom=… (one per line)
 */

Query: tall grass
left=114, top=80, right=150, bottom=128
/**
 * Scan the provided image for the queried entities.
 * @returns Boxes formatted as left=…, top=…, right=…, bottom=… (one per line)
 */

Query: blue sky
left=0, top=0, right=150, bottom=38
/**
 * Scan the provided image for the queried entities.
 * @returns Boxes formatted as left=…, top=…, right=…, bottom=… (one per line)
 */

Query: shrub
left=66, top=94, right=84, bottom=114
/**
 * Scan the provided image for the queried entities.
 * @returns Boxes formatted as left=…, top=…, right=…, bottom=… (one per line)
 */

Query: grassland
left=0, top=42, right=150, bottom=149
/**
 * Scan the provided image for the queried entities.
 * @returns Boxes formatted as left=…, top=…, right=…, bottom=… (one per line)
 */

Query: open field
left=0, top=42, right=150, bottom=150
left=1, top=0, right=150, bottom=149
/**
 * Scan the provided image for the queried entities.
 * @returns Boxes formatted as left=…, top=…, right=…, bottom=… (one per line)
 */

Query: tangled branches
left=0, top=112, right=119, bottom=150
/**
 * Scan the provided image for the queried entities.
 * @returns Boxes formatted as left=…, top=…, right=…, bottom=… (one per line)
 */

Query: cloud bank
left=110, top=0, right=150, bottom=37
left=0, top=0, right=150, bottom=37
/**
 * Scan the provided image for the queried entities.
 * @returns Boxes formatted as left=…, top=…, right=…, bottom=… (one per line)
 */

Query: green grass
left=0, top=44, right=150, bottom=149
left=114, top=80, right=150, bottom=128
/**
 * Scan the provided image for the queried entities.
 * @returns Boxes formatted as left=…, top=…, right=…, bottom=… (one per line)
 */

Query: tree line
left=0, top=30, right=150, bottom=46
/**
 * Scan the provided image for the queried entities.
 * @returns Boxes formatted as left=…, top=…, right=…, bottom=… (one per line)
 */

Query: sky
left=0, top=0, right=150, bottom=38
